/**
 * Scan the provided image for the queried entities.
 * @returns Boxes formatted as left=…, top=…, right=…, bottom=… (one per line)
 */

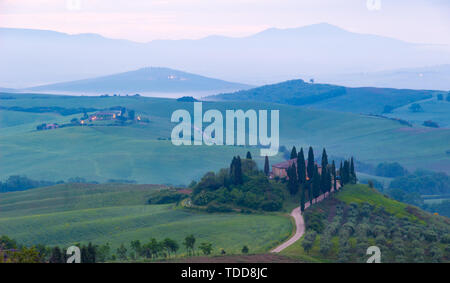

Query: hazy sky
left=0, top=0, right=449, bottom=44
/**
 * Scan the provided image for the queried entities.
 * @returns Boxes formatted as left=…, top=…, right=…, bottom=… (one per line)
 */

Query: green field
left=1, top=92, right=450, bottom=185
left=387, top=97, right=450, bottom=128
left=281, top=185, right=450, bottom=263
left=0, top=183, right=292, bottom=253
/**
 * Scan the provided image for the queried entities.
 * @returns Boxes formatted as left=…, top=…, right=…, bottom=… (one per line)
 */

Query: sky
left=0, top=0, right=449, bottom=44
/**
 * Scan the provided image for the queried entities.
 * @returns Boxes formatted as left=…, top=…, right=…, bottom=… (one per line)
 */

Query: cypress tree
left=308, top=182, right=313, bottom=205
left=300, top=186, right=306, bottom=212
left=264, top=155, right=270, bottom=176
left=307, top=147, right=315, bottom=181
left=350, top=157, right=357, bottom=184
left=246, top=151, right=252, bottom=159
left=343, top=160, right=350, bottom=185
left=320, top=166, right=328, bottom=194
left=287, top=163, right=299, bottom=195
left=297, top=148, right=306, bottom=184
left=331, top=160, right=337, bottom=191
left=230, top=157, right=236, bottom=184
left=313, top=165, right=321, bottom=200
left=321, top=148, right=328, bottom=169
left=236, top=156, right=243, bottom=185
left=290, top=146, right=298, bottom=159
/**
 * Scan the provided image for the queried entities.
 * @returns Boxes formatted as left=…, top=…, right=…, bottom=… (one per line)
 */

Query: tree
left=130, top=240, right=142, bottom=259
left=297, top=148, right=306, bottom=184
left=300, top=186, right=306, bottom=212
left=307, top=182, right=313, bottom=205
left=49, top=246, right=64, bottom=263
left=183, top=235, right=196, bottom=256
left=86, top=242, right=96, bottom=263
left=321, top=148, right=328, bottom=169
left=447, top=92, right=450, bottom=102
left=302, top=231, right=317, bottom=254
left=116, top=243, right=128, bottom=261
left=230, top=156, right=243, bottom=185
left=246, top=151, right=252, bottom=159
left=312, top=165, right=321, bottom=199
left=242, top=246, right=249, bottom=254
left=437, top=94, right=444, bottom=101
left=163, top=238, right=179, bottom=258
left=290, top=146, right=298, bottom=159
left=331, top=160, right=337, bottom=191
left=128, top=109, right=135, bottom=121
left=409, top=103, right=423, bottom=112
left=264, top=156, right=270, bottom=176
left=350, top=157, right=357, bottom=184
left=287, top=163, right=299, bottom=195
left=307, top=147, right=315, bottom=181
left=199, top=242, right=213, bottom=255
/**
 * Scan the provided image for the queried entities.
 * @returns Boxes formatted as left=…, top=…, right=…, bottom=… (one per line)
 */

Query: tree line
left=1, top=234, right=250, bottom=263
left=282, top=146, right=356, bottom=212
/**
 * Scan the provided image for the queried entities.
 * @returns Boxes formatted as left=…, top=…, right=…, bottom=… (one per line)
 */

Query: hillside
left=27, top=67, right=251, bottom=95
left=2, top=24, right=450, bottom=88
left=281, top=184, right=450, bottom=263
left=209, top=79, right=440, bottom=114
left=1, top=92, right=450, bottom=184
left=0, top=183, right=291, bottom=252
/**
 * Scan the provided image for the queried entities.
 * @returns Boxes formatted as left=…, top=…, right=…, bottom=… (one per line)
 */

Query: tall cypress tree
left=287, top=163, right=299, bottom=195
left=290, top=146, right=298, bottom=159
left=321, top=148, right=328, bottom=169
left=313, top=165, right=321, bottom=200
left=300, top=186, right=306, bottom=212
left=339, top=161, right=344, bottom=186
left=307, top=147, right=315, bottom=181
left=308, top=182, right=313, bottom=205
left=320, top=166, right=328, bottom=194
left=264, top=156, right=270, bottom=176
left=350, top=157, right=357, bottom=184
left=297, top=148, right=306, bottom=184
left=236, top=156, right=243, bottom=185
left=331, top=160, right=337, bottom=191
left=246, top=151, right=252, bottom=159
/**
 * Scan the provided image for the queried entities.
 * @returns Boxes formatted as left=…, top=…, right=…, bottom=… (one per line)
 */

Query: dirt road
left=271, top=189, right=335, bottom=253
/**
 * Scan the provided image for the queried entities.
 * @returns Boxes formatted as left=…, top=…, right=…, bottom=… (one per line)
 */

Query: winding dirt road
left=271, top=190, right=334, bottom=253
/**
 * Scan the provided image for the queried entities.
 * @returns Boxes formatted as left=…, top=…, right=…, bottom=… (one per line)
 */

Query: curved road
left=271, top=191, right=333, bottom=253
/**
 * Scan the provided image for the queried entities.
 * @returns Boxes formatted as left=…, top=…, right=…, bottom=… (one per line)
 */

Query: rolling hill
left=281, top=184, right=450, bottom=263
left=1, top=92, right=450, bottom=185
left=209, top=79, right=441, bottom=114
left=27, top=67, right=252, bottom=96
left=2, top=23, right=450, bottom=88
left=0, top=183, right=291, bottom=252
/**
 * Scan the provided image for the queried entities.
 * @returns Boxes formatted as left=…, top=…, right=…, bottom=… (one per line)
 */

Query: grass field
left=281, top=184, right=449, bottom=263
left=0, top=183, right=292, bottom=253
left=1, top=92, right=450, bottom=185
left=387, top=98, right=450, bottom=128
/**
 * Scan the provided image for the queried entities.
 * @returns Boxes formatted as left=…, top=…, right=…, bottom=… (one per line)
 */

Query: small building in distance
left=89, top=110, right=121, bottom=121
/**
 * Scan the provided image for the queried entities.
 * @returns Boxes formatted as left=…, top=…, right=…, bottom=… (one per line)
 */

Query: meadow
left=0, top=183, right=292, bottom=253
left=1, top=92, right=450, bottom=185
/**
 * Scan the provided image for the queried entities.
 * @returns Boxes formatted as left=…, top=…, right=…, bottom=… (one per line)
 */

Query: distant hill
left=2, top=23, right=450, bottom=88
left=318, top=65, right=450, bottom=90
left=26, top=67, right=252, bottom=95
left=209, top=79, right=441, bottom=114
